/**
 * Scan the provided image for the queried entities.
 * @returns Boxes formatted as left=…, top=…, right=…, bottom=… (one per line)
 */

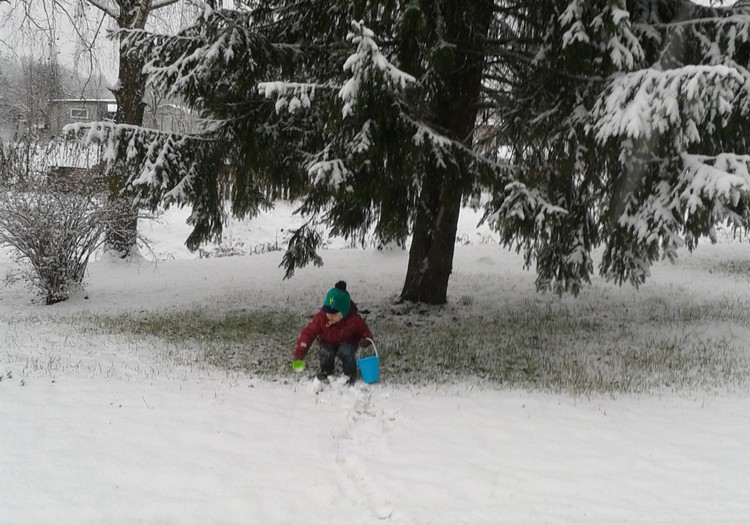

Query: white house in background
left=2, top=97, right=196, bottom=144
left=47, top=98, right=117, bottom=138
left=48, top=97, right=196, bottom=137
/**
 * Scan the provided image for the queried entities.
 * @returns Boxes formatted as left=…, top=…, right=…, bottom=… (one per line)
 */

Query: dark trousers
left=318, top=342, right=357, bottom=378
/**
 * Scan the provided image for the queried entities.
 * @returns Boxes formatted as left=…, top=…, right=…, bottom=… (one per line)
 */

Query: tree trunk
left=400, top=181, right=462, bottom=303
left=106, top=1, right=150, bottom=257
left=399, top=0, right=493, bottom=304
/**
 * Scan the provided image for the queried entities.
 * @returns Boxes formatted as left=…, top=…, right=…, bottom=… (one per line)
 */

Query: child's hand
left=358, top=338, right=372, bottom=348
left=293, top=342, right=308, bottom=359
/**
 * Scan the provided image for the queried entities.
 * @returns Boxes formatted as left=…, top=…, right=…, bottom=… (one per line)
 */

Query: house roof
left=49, top=98, right=117, bottom=104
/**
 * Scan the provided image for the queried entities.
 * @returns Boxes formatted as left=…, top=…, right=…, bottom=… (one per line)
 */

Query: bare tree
left=1, top=0, right=188, bottom=256
left=0, top=55, right=64, bottom=184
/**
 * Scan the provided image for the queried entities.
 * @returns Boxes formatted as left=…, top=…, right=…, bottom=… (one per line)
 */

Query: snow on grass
left=2, top=204, right=750, bottom=524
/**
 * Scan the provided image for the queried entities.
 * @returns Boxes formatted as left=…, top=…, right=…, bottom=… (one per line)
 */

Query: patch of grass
left=370, top=299, right=749, bottom=394
left=70, top=298, right=750, bottom=395
left=670, top=298, right=750, bottom=324
left=76, top=309, right=302, bottom=378
left=712, top=259, right=750, bottom=277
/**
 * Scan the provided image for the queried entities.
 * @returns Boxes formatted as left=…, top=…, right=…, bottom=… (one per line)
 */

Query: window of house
left=70, top=108, right=89, bottom=119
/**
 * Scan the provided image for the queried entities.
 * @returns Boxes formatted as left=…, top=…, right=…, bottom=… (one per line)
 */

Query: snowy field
left=2, top=204, right=750, bottom=524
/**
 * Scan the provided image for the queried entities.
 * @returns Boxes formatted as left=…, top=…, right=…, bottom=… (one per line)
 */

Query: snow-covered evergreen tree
left=257, top=0, right=505, bottom=306
left=71, top=0, right=505, bottom=304
left=70, top=0, right=750, bottom=302
left=492, top=0, right=750, bottom=293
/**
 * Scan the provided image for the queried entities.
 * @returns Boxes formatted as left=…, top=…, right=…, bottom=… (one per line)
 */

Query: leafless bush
left=0, top=174, right=138, bottom=304
left=0, top=140, right=38, bottom=185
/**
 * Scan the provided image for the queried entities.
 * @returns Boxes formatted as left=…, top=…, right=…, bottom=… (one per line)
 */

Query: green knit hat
left=322, top=281, right=351, bottom=317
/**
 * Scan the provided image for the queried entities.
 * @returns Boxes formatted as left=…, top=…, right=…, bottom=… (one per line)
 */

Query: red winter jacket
left=294, top=302, right=372, bottom=359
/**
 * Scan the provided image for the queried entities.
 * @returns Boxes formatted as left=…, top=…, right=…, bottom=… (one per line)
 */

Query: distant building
left=47, top=98, right=117, bottom=138
left=5, top=97, right=196, bottom=144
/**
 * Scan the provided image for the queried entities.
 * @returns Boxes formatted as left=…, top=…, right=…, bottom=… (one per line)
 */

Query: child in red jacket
left=293, top=281, right=372, bottom=384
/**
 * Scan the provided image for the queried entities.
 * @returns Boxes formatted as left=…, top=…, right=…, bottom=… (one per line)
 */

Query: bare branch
left=644, top=15, right=750, bottom=29
left=150, top=0, right=180, bottom=11
left=86, top=0, right=119, bottom=19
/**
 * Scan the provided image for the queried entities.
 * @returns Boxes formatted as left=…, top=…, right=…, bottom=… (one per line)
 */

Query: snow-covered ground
left=2, top=204, right=750, bottom=524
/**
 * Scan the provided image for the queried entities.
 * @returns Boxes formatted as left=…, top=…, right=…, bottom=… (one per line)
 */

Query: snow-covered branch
left=604, top=153, right=750, bottom=287
left=339, top=20, right=415, bottom=118
left=258, top=82, right=331, bottom=114
left=679, top=153, right=750, bottom=218
left=494, top=181, right=569, bottom=225
left=559, top=0, right=644, bottom=70
left=593, top=65, right=750, bottom=147
left=64, top=120, right=214, bottom=207
left=122, top=8, right=296, bottom=104
left=85, top=0, right=119, bottom=19
left=307, top=149, right=353, bottom=189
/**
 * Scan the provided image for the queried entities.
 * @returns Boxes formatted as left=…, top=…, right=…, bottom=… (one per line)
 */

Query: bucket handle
left=362, top=337, right=378, bottom=357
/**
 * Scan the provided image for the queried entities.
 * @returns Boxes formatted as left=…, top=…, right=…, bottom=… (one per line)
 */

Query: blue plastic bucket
left=357, top=339, right=380, bottom=384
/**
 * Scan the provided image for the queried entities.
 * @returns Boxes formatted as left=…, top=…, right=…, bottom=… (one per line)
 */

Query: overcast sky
left=0, top=1, right=196, bottom=86
left=0, top=1, right=117, bottom=89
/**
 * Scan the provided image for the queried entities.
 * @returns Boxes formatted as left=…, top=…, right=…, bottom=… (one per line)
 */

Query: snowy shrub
left=198, top=242, right=248, bottom=259
left=0, top=139, right=47, bottom=186
left=0, top=175, right=136, bottom=304
left=198, top=239, right=283, bottom=259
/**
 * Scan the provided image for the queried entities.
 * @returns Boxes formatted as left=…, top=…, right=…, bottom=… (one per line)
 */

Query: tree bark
left=400, top=181, right=462, bottom=304
left=105, top=0, right=150, bottom=257
left=399, top=0, right=493, bottom=304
